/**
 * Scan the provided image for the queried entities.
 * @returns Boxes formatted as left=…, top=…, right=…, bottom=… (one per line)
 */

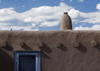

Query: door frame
left=14, top=51, right=40, bottom=71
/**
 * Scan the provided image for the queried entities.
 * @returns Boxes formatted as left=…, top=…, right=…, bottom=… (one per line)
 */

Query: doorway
left=14, top=51, right=40, bottom=71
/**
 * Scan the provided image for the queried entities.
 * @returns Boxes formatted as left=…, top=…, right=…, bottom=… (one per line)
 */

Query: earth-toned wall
left=0, top=30, right=100, bottom=71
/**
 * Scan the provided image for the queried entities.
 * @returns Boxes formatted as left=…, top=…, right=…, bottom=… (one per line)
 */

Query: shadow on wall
left=39, top=44, right=52, bottom=59
left=0, top=48, right=14, bottom=71
left=94, top=43, right=100, bottom=51
left=1, top=43, right=13, bottom=51
left=21, top=43, right=32, bottom=50
left=57, top=44, right=67, bottom=52
left=40, top=43, right=68, bottom=59
left=76, top=43, right=87, bottom=53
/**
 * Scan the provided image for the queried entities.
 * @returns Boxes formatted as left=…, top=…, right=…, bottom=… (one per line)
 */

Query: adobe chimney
left=61, top=12, right=72, bottom=30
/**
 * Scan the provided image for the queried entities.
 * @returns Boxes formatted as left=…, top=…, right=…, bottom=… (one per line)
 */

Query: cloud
left=97, top=4, right=100, bottom=11
left=0, top=2, right=72, bottom=31
left=68, top=3, right=100, bottom=30
left=0, top=0, right=1, bottom=3
left=77, top=0, right=84, bottom=2
left=70, top=0, right=72, bottom=2
left=22, top=5, right=25, bottom=7
left=74, top=25, right=100, bottom=30
left=74, top=26, right=91, bottom=30
left=33, top=0, right=35, bottom=1
left=70, top=0, right=84, bottom=2
left=68, top=8, right=100, bottom=24
left=0, top=2, right=100, bottom=31
left=61, top=0, right=64, bottom=1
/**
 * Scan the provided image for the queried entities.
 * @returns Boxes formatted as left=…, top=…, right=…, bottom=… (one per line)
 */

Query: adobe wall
left=0, top=30, right=100, bottom=71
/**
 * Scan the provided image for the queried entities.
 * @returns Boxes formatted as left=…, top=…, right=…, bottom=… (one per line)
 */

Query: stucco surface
left=0, top=30, right=100, bottom=71
left=61, top=12, right=72, bottom=30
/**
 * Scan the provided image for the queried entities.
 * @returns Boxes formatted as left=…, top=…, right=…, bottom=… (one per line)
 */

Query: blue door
left=14, top=51, right=40, bottom=71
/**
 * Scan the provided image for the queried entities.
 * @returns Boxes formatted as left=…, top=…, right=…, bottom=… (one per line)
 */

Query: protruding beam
left=91, top=40, right=97, bottom=47
left=37, top=42, right=44, bottom=48
left=56, top=43, right=61, bottom=48
left=0, top=42, right=7, bottom=47
left=72, top=41, right=79, bottom=48
left=20, top=42, right=25, bottom=47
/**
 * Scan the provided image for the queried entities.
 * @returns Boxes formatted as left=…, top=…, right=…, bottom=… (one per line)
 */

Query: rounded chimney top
left=64, top=12, right=68, bottom=14
left=60, top=12, right=72, bottom=30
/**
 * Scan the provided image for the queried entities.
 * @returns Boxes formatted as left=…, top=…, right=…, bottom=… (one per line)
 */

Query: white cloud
left=81, top=23, right=86, bottom=25
left=61, top=0, right=64, bottom=1
left=68, top=8, right=100, bottom=24
left=0, top=0, right=1, bottom=3
left=97, top=4, right=100, bottom=11
left=70, top=0, right=72, bottom=2
left=22, top=5, right=25, bottom=7
left=70, top=0, right=84, bottom=2
left=68, top=3, right=100, bottom=30
left=39, top=21, right=59, bottom=27
left=0, top=2, right=72, bottom=31
left=0, top=2, right=100, bottom=31
left=33, top=0, right=35, bottom=1
left=75, top=26, right=91, bottom=30
left=77, top=0, right=84, bottom=2
left=74, top=22, right=78, bottom=24
left=74, top=25, right=100, bottom=30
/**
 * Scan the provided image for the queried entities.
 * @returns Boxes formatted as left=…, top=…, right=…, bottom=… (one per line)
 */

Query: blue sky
left=0, top=0, right=100, bottom=31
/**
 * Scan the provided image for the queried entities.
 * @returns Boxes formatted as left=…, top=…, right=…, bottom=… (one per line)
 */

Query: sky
left=0, top=0, right=100, bottom=31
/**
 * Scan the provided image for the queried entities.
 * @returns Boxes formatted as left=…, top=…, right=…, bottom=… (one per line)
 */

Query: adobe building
left=0, top=12, right=100, bottom=71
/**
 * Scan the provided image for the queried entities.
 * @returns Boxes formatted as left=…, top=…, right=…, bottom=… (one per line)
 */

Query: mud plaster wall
left=1, top=30, right=100, bottom=71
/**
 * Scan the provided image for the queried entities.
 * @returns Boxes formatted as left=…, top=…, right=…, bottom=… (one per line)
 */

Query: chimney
left=60, top=12, right=72, bottom=30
